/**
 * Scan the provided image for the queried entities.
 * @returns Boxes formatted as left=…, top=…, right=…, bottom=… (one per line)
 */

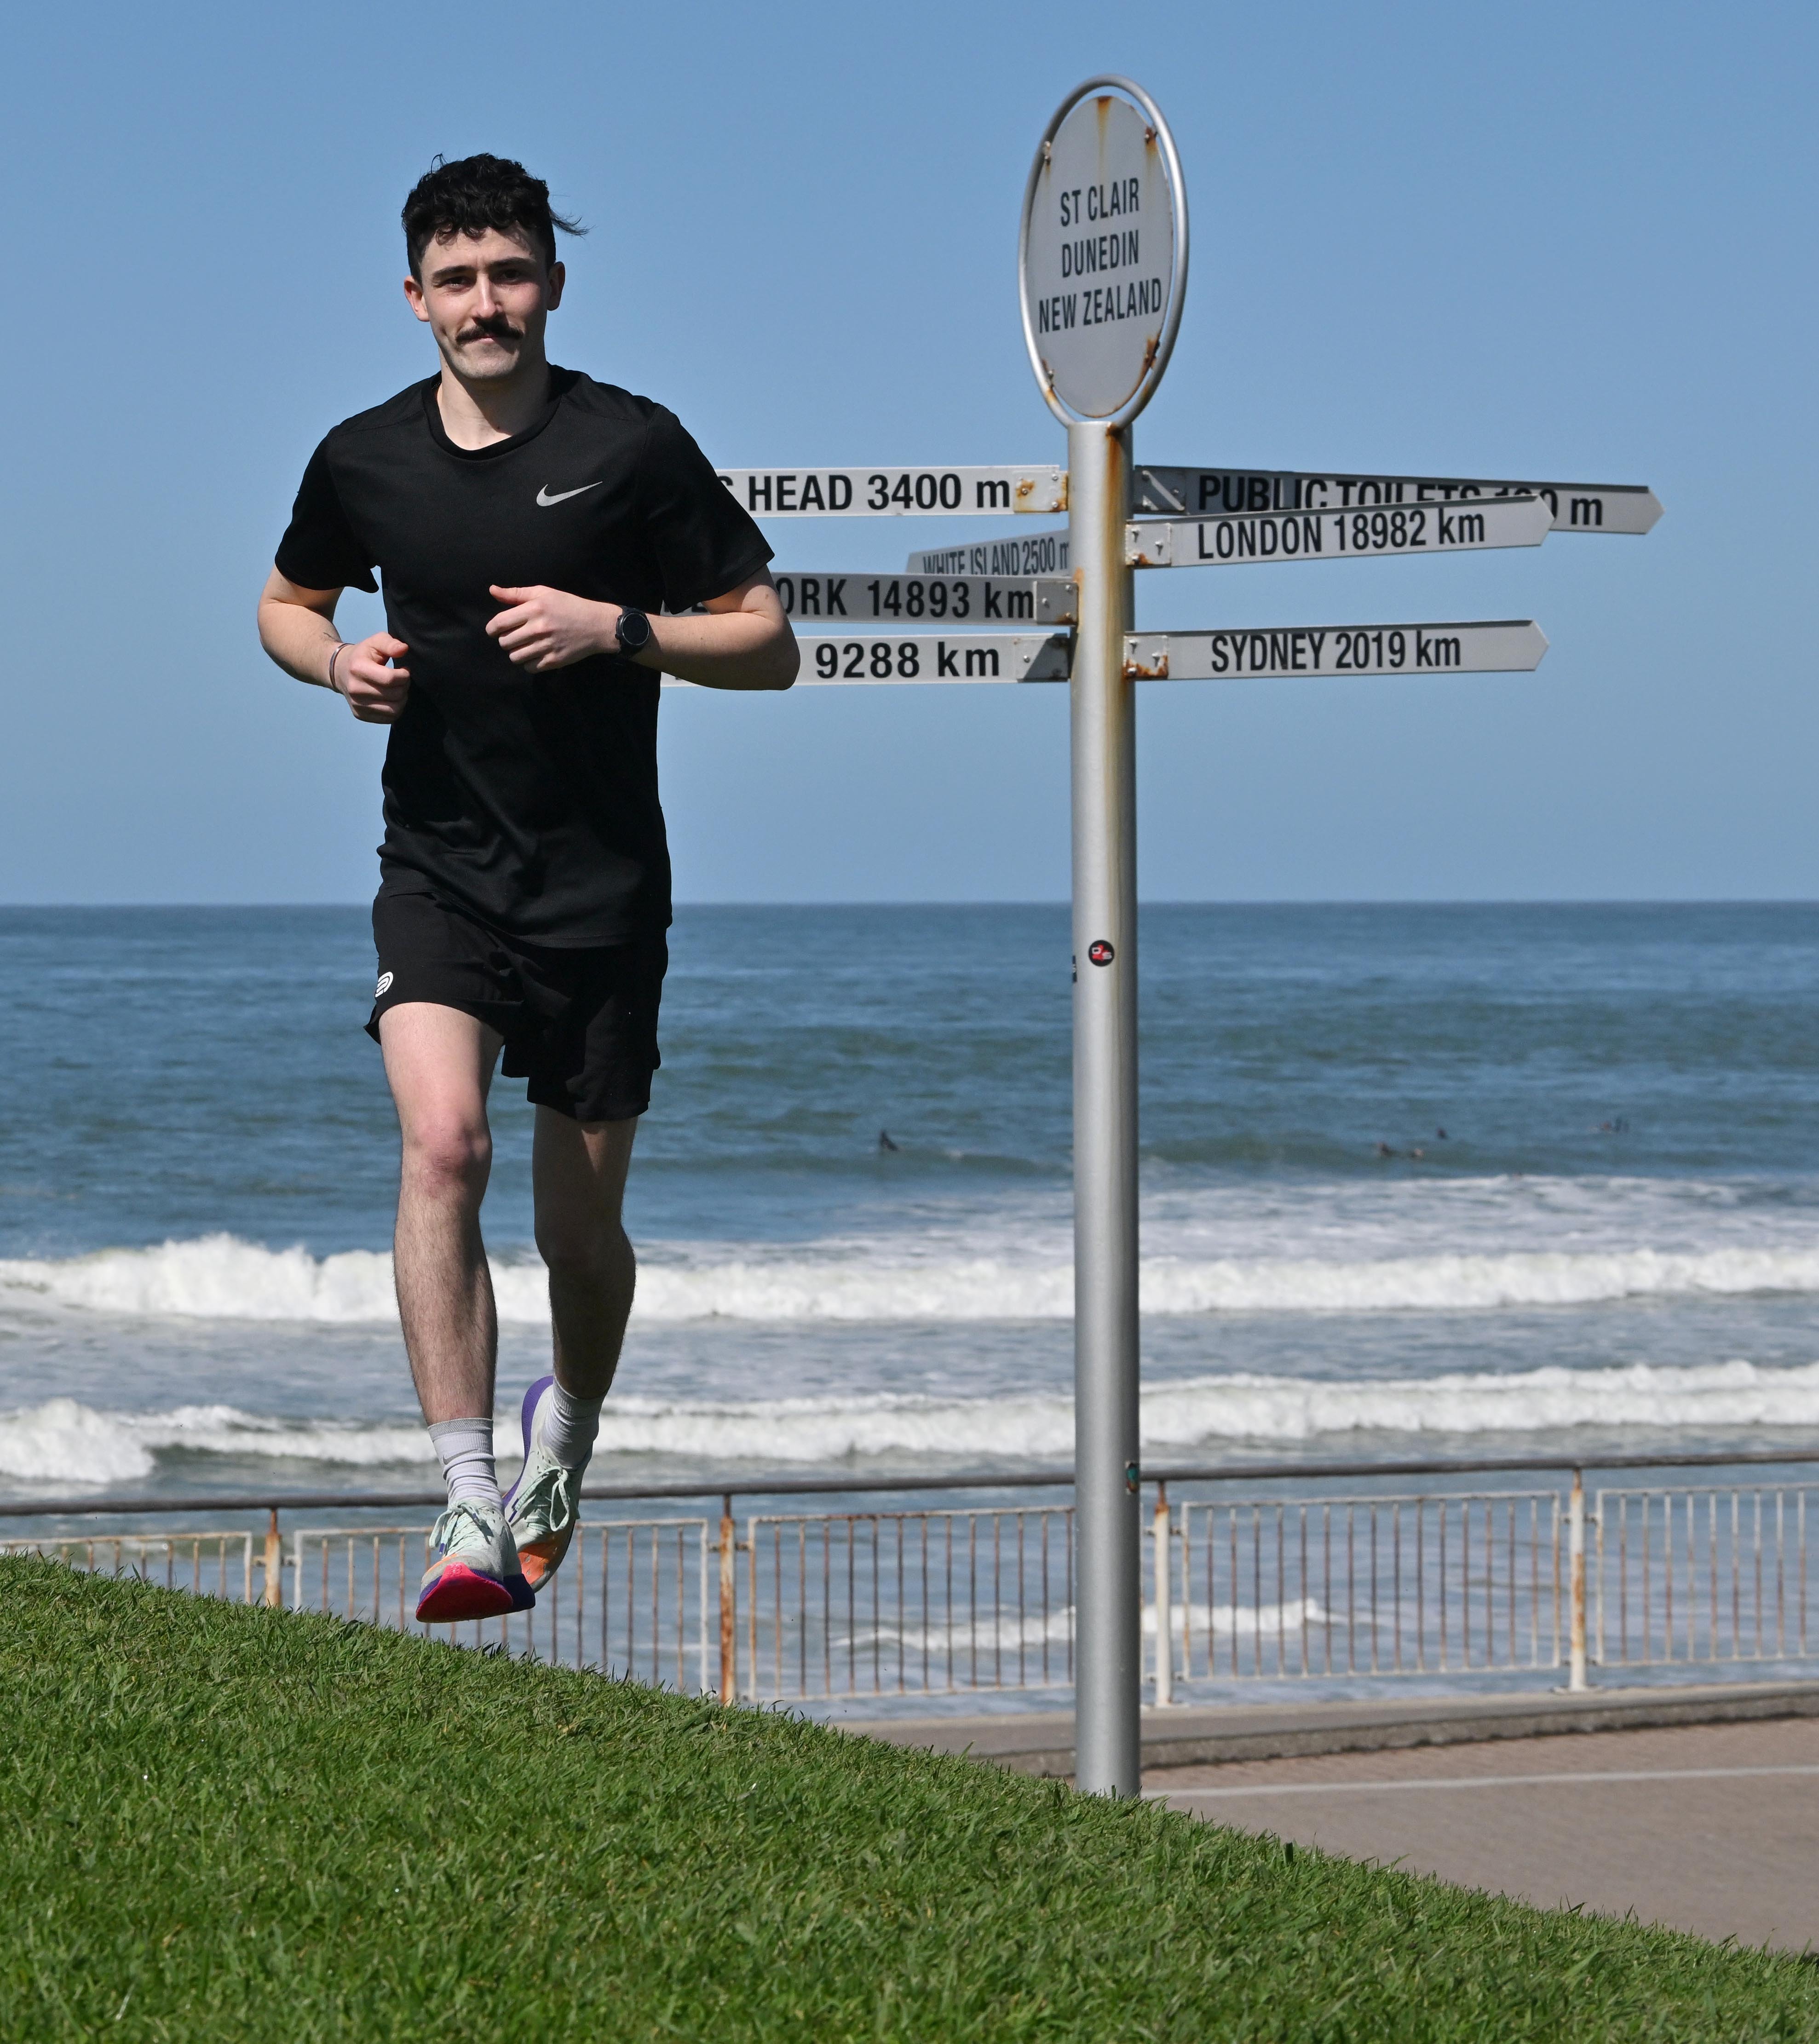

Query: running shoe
left=415, top=1499, right=535, bottom=1623
left=501, top=1374, right=586, bottom=1594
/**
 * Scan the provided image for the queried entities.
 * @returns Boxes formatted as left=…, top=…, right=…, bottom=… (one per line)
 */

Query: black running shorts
left=367, top=885, right=665, bottom=1123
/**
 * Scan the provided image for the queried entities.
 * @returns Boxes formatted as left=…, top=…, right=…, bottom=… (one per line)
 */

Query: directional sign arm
left=1132, top=466, right=1661, bottom=535
left=666, top=632, right=1072, bottom=686
left=716, top=467, right=1066, bottom=518
left=1122, top=620, right=1547, bottom=680
left=907, top=535, right=1072, bottom=577
left=1127, top=493, right=1553, bottom=568
left=773, top=573, right=1076, bottom=627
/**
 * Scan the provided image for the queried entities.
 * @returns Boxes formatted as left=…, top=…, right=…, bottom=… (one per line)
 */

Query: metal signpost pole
left=1022, top=76, right=1187, bottom=1796
left=1067, top=413, right=1140, bottom=1793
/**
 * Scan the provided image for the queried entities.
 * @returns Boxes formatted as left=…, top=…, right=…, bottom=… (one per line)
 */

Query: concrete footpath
left=1148, top=1718, right=1819, bottom=1952
left=858, top=1678, right=1819, bottom=1776
left=856, top=1682, right=1819, bottom=1950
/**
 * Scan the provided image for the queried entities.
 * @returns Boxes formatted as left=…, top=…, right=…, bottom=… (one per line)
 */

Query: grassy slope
left=2, top=1559, right=1815, bottom=2042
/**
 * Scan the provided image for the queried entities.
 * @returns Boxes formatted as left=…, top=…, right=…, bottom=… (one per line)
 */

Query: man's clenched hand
left=334, top=633, right=413, bottom=723
left=487, top=585, right=618, bottom=672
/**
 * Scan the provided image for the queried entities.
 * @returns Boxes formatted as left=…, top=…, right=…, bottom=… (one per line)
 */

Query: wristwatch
left=615, top=607, right=654, bottom=657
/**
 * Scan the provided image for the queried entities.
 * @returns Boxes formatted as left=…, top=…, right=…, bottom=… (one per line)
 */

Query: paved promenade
left=858, top=1678, right=1819, bottom=1775
left=1147, top=1716, right=1819, bottom=1952
left=855, top=1682, right=1819, bottom=1950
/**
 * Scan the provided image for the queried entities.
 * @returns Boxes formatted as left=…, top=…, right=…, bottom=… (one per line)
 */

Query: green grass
left=3, top=1559, right=1817, bottom=2041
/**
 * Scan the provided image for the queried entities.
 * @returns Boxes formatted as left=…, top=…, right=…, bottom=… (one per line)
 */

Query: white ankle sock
left=428, top=1416, right=501, bottom=1507
left=543, top=1381, right=604, bottom=1468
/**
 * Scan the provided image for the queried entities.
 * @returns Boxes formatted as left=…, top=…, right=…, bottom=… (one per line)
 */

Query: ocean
left=4, top=901, right=1819, bottom=1503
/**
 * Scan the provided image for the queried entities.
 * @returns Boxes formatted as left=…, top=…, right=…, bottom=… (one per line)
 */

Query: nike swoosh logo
left=536, top=482, right=603, bottom=507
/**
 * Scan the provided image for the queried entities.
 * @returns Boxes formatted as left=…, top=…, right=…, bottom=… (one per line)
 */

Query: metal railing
left=1157, top=1486, right=1566, bottom=1689
left=289, top=1517, right=713, bottom=1691
left=1595, top=1481, right=1818, bottom=1672
left=0, top=1527, right=256, bottom=1601
left=740, top=1500, right=1075, bottom=1702
left=6, top=1451, right=1819, bottom=1706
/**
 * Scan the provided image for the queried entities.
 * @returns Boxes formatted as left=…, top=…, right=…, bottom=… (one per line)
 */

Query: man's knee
left=402, top=1117, right=492, bottom=1198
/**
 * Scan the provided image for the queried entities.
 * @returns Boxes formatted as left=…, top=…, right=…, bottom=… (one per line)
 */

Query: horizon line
left=6, top=898, right=1819, bottom=913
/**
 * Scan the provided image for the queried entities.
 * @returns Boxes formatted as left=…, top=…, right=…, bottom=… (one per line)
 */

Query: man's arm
left=485, top=572, right=797, bottom=690
left=256, top=570, right=413, bottom=723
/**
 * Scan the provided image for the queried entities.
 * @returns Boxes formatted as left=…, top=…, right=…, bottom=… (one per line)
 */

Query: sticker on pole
left=1019, top=77, right=1187, bottom=427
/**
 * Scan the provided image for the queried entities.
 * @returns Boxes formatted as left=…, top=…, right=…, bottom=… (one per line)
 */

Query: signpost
left=1017, top=76, right=1190, bottom=1802
left=681, top=73, right=1658, bottom=1798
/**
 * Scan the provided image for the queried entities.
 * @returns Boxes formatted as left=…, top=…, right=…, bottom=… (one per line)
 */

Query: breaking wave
left=8, top=1233, right=1819, bottom=1327
left=0, top=1399, right=437, bottom=1485
left=853, top=1599, right=1335, bottom=1654
left=6, top=1359, right=1819, bottom=1485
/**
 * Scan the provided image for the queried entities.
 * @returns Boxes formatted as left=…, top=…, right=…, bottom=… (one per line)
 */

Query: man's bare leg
left=380, top=1001, right=532, bottom=1620
left=379, top=1002, right=504, bottom=1424
left=497, top=1109, right=638, bottom=1590
left=532, top=1106, right=639, bottom=1397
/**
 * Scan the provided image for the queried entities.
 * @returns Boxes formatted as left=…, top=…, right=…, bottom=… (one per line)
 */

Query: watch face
left=618, top=609, right=652, bottom=652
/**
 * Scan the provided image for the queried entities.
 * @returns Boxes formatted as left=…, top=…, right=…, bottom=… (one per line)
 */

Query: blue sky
left=0, top=0, right=1811, bottom=903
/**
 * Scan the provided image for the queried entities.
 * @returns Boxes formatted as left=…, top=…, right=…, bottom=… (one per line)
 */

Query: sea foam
left=7, top=1233, right=1819, bottom=1327
left=5, top=1359, right=1818, bottom=1485
left=0, top=1398, right=440, bottom=1484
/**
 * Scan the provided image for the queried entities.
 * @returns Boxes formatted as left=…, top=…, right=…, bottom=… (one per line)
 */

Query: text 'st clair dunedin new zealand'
left=277, top=369, right=773, bottom=945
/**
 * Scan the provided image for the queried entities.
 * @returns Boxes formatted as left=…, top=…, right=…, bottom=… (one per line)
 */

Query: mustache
left=457, top=315, right=523, bottom=345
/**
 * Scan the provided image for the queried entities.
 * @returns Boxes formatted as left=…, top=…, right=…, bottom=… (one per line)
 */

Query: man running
left=257, top=155, right=794, bottom=1623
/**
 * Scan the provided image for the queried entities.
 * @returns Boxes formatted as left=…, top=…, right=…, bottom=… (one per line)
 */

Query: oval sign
left=1019, top=78, right=1187, bottom=426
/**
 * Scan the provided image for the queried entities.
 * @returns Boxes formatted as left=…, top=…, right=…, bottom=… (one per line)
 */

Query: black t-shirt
left=275, top=369, right=771, bottom=944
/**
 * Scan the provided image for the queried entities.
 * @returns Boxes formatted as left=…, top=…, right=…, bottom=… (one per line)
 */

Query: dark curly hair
left=401, top=153, right=586, bottom=279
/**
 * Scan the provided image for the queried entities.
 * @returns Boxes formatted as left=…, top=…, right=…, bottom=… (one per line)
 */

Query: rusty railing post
left=718, top=1494, right=737, bottom=1703
left=263, top=1507, right=282, bottom=1609
left=1568, top=1470, right=1588, bottom=1690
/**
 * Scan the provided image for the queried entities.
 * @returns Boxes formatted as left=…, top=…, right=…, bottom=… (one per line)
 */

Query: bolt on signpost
left=699, top=75, right=1658, bottom=1786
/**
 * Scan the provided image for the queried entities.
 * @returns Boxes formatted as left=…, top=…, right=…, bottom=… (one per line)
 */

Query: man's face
left=403, top=226, right=564, bottom=383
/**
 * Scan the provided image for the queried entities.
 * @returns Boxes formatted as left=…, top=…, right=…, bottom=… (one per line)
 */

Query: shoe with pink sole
left=415, top=1498, right=535, bottom=1623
